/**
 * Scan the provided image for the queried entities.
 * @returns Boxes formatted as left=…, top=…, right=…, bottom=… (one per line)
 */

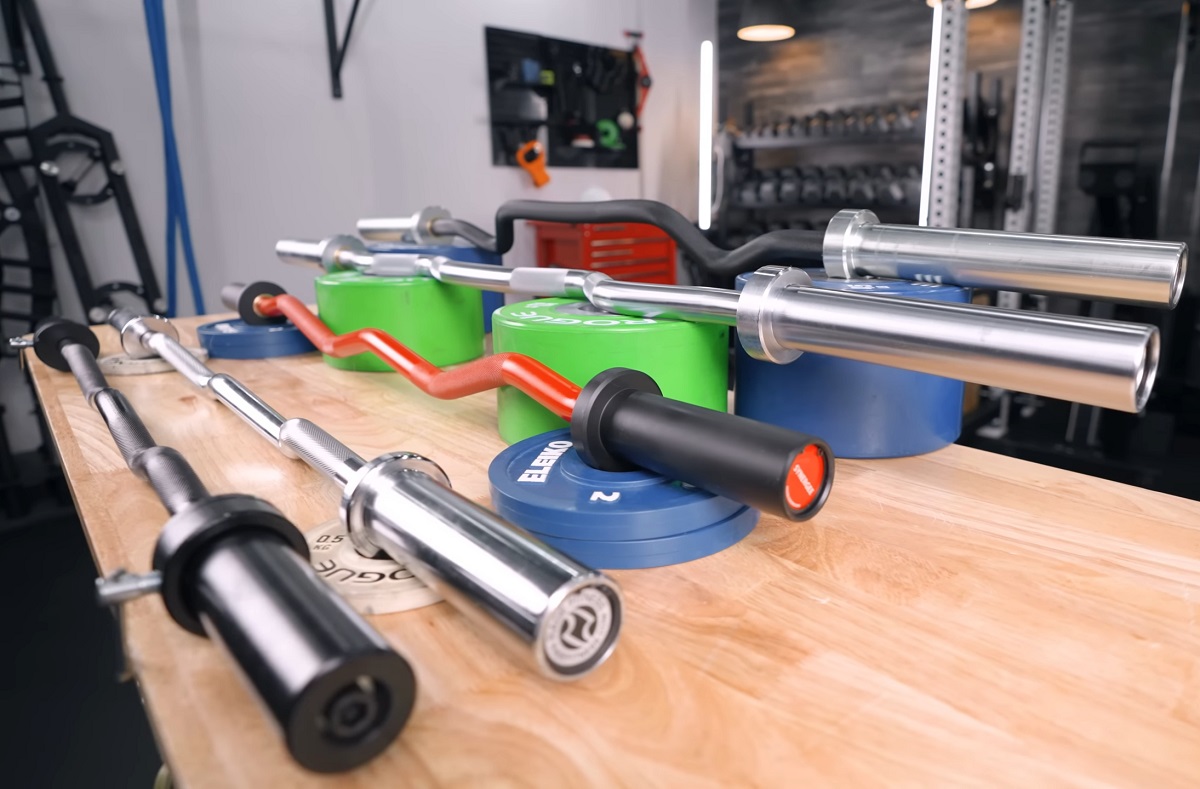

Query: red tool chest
left=531, top=221, right=678, bottom=284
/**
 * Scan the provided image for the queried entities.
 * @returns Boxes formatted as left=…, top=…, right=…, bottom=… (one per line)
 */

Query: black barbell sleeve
left=186, top=526, right=415, bottom=772
left=570, top=368, right=834, bottom=521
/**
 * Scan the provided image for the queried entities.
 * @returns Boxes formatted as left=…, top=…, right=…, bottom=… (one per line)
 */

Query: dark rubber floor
left=0, top=513, right=161, bottom=788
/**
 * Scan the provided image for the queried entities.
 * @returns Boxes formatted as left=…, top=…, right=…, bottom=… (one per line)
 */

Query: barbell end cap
left=1168, top=243, right=1187, bottom=309
left=735, top=266, right=811, bottom=365
left=532, top=573, right=623, bottom=681
left=822, top=208, right=876, bottom=280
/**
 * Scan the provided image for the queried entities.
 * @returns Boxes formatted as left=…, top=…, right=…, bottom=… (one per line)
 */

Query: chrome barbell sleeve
left=823, top=209, right=1187, bottom=307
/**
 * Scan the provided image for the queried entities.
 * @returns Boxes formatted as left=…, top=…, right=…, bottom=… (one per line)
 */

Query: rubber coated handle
left=571, top=369, right=833, bottom=521
left=192, top=529, right=416, bottom=772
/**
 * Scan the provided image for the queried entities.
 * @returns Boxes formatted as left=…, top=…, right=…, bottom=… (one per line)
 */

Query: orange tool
left=515, top=140, right=550, bottom=188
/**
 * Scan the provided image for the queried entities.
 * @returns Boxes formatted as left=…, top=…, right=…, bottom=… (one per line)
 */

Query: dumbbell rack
left=713, top=104, right=928, bottom=278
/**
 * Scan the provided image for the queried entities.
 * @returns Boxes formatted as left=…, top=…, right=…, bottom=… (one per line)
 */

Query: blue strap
left=143, top=0, right=204, bottom=315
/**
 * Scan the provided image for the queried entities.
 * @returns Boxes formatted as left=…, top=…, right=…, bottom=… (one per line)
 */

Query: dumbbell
left=828, top=109, right=851, bottom=136
left=881, top=105, right=901, bottom=134
left=822, top=166, right=847, bottom=203
left=737, top=173, right=761, bottom=206
left=847, top=166, right=876, bottom=205
left=901, top=163, right=923, bottom=205
left=807, top=111, right=830, bottom=136
left=874, top=165, right=906, bottom=206
left=828, top=110, right=853, bottom=136
left=860, top=107, right=881, bottom=135
left=893, top=104, right=922, bottom=133
left=842, top=109, right=866, bottom=136
left=778, top=168, right=801, bottom=203
left=798, top=167, right=824, bottom=204
left=758, top=169, right=782, bottom=205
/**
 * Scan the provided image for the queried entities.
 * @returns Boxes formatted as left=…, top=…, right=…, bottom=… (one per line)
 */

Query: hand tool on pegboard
left=23, top=317, right=414, bottom=773
left=107, top=307, right=623, bottom=679
left=355, top=198, right=1186, bottom=304
left=277, top=233, right=1162, bottom=414
left=624, top=30, right=651, bottom=127
left=516, top=139, right=550, bottom=187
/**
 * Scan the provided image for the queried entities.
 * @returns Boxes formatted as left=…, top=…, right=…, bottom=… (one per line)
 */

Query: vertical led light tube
left=698, top=40, right=714, bottom=230
left=918, top=0, right=943, bottom=226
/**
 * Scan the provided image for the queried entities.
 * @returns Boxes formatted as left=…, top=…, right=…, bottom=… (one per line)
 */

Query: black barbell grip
left=570, top=369, right=834, bottom=521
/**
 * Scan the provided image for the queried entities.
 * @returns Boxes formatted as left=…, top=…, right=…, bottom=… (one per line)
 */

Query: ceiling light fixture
left=925, top=0, right=1000, bottom=9
left=737, top=0, right=796, bottom=42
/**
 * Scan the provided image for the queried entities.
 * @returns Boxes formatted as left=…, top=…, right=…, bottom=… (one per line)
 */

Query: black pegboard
left=485, top=26, right=639, bottom=170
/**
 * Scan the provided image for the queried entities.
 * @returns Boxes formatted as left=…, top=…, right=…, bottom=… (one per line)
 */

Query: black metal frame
left=323, top=0, right=362, bottom=99
left=0, top=0, right=163, bottom=521
left=29, top=113, right=162, bottom=317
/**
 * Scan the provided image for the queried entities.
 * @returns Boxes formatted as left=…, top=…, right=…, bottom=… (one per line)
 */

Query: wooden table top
left=26, top=314, right=1200, bottom=788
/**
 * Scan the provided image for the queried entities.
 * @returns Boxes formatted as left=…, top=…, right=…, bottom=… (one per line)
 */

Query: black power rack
left=0, top=0, right=163, bottom=524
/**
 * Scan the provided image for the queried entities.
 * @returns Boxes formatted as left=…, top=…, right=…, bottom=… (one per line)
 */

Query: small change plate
left=305, top=519, right=440, bottom=615
left=488, top=429, right=759, bottom=569
left=197, top=319, right=315, bottom=359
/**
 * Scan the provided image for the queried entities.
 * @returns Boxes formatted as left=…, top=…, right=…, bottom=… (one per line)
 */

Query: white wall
left=1, top=0, right=716, bottom=451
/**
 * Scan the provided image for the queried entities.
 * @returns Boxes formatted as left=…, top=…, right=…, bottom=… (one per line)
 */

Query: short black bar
left=571, top=368, right=834, bottom=521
